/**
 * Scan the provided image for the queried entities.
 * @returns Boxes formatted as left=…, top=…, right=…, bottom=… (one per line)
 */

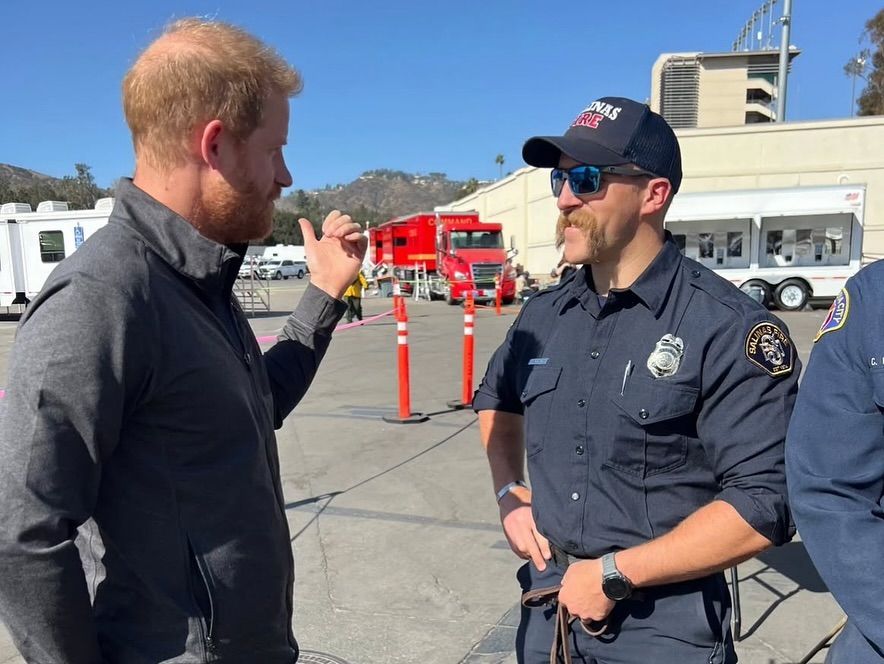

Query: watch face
left=603, top=576, right=631, bottom=601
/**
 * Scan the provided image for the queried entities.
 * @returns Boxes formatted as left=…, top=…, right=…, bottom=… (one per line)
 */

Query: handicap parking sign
left=74, top=224, right=84, bottom=249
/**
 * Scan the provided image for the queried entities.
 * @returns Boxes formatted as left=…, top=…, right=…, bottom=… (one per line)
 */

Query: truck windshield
left=449, top=231, right=503, bottom=249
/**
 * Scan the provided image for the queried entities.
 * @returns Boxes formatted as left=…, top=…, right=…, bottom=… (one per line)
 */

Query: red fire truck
left=368, top=211, right=516, bottom=304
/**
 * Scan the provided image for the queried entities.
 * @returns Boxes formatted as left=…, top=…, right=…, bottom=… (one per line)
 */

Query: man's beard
left=556, top=208, right=607, bottom=264
left=194, top=176, right=278, bottom=244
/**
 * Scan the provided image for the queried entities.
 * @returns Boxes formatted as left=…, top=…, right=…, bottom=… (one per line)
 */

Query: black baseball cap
left=522, top=96, right=682, bottom=193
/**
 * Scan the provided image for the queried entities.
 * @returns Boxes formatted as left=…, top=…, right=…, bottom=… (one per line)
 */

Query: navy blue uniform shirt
left=786, top=262, right=884, bottom=661
left=475, top=237, right=799, bottom=558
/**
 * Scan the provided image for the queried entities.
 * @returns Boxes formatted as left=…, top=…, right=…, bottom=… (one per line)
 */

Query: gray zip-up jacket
left=0, top=179, right=345, bottom=663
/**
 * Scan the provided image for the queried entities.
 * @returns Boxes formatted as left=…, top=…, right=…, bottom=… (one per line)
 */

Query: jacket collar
left=110, top=179, right=245, bottom=295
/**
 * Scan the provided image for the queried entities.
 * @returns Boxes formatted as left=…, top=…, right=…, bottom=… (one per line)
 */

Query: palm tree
left=495, top=154, right=505, bottom=179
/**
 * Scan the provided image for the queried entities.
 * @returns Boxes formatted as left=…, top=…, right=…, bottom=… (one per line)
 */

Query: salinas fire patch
left=745, top=322, right=795, bottom=377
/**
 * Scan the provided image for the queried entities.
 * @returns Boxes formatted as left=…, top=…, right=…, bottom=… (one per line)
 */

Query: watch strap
left=602, top=552, right=618, bottom=578
left=495, top=480, right=528, bottom=503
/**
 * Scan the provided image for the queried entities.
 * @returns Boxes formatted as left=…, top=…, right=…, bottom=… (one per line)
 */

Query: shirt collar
left=568, top=233, right=683, bottom=318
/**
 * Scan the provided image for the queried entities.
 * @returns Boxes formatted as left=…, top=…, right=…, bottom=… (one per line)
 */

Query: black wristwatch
left=601, top=552, right=633, bottom=601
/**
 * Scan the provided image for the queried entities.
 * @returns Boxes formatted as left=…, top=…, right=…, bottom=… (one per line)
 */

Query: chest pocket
left=519, top=366, right=562, bottom=458
left=606, top=375, right=699, bottom=477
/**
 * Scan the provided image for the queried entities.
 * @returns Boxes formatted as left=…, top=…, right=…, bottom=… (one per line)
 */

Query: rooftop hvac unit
left=0, top=202, right=33, bottom=214
left=36, top=201, right=70, bottom=212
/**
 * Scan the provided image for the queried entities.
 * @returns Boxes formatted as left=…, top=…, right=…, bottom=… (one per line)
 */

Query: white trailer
left=0, top=198, right=113, bottom=308
left=664, top=184, right=865, bottom=310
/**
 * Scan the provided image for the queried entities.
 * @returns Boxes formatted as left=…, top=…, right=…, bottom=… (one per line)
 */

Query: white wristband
left=496, top=480, right=528, bottom=503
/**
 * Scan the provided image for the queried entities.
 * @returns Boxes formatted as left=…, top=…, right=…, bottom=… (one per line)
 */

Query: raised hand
left=298, top=210, right=368, bottom=299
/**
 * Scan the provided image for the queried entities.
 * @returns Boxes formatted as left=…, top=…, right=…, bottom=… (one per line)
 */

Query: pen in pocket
left=620, top=360, right=634, bottom=396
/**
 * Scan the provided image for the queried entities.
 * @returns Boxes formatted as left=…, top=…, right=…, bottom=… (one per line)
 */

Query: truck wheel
left=275, top=271, right=282, bottom=280
left=774, top=279, right=809, bottom=311
left=446, top=292, right=459, bottom=305
left=502, top=296, right=515, bottom=305
left=740, top=280, right=771, bottom=308
left=297, top=270, right=305, bottom=279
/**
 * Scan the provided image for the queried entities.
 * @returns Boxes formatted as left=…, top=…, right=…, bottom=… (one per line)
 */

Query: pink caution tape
left=254, top=308, right=395, bottom=345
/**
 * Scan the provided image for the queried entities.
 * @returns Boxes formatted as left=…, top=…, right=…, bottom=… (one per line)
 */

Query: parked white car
left=257, top=259, right=307, bottom=280
left=238, top=257, right=267, bottom=279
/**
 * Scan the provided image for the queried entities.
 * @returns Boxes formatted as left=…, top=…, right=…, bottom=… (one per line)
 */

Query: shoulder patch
left=745, top=322, right=795, bottom=377
left=814, top=288, right=849, bottom=343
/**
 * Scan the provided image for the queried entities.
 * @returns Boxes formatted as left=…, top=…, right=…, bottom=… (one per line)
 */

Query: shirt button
left=577, top=399, right=586, bottom=408
left=571, top=492, right=580, bottom=501
left=639, top=408, right=649, bottom=419
left=590, top=351, right=600, bottom=359
left=575, top=445, right=584, bottom=455
left=691, top=269, right=701, bottom=278
left=243, top=352, right=252, bottom=366
left=520, top=391, right=527, bottom=399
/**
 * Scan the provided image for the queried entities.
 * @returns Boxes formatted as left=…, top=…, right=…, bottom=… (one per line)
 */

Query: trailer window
left=39, top=231, right=66, bottom=263
left=664, top=218, right=751, bottom=269
left=394, top=237, right=407, bottom=247
left=727, top=232, right=743, bottom=257
left=760, top=213, right=852, bottom=267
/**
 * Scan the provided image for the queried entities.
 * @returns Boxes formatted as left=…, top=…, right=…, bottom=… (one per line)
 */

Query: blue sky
left=2, top=0, right=881, bottom=192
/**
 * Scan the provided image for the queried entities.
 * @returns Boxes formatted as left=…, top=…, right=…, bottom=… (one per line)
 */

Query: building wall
left=443, top=118, right=884, bottom=278
left=697, top=59, right=753, bottom=127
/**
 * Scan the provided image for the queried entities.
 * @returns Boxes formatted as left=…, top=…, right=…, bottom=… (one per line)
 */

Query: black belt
left=549, top=543, right=583, bottom=569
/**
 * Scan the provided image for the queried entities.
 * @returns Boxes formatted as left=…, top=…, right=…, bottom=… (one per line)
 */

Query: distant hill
left=0, top=163, right=59, bottom=190
left=278, top=169, right=484, bottom=221
left=0, top=163, right=111, bottom=211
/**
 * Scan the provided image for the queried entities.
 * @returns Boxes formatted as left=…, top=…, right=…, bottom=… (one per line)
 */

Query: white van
left=664, top=185, right=865, bottom=310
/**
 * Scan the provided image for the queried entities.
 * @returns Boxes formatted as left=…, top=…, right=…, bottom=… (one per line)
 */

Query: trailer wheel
left=740, top=280, right=772, bottom=308
left=774, top=279, right=810, bottom=311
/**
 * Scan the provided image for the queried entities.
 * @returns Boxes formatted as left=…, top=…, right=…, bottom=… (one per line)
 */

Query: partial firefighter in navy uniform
left=787, top=264, right=884, bottom=664
left=473, top=96, right=801, bottom=664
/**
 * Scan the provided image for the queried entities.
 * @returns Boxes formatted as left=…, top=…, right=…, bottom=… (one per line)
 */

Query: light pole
left=775, top=0, right=793, bottom=121
left=848, top=53, right=867, bottom=116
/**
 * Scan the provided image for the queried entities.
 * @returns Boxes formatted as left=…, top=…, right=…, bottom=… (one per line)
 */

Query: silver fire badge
left=646, top=334, right=684, bottom=378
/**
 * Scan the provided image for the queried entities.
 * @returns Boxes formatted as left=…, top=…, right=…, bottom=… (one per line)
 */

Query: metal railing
left=234, top=258, right=271, bottom=315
